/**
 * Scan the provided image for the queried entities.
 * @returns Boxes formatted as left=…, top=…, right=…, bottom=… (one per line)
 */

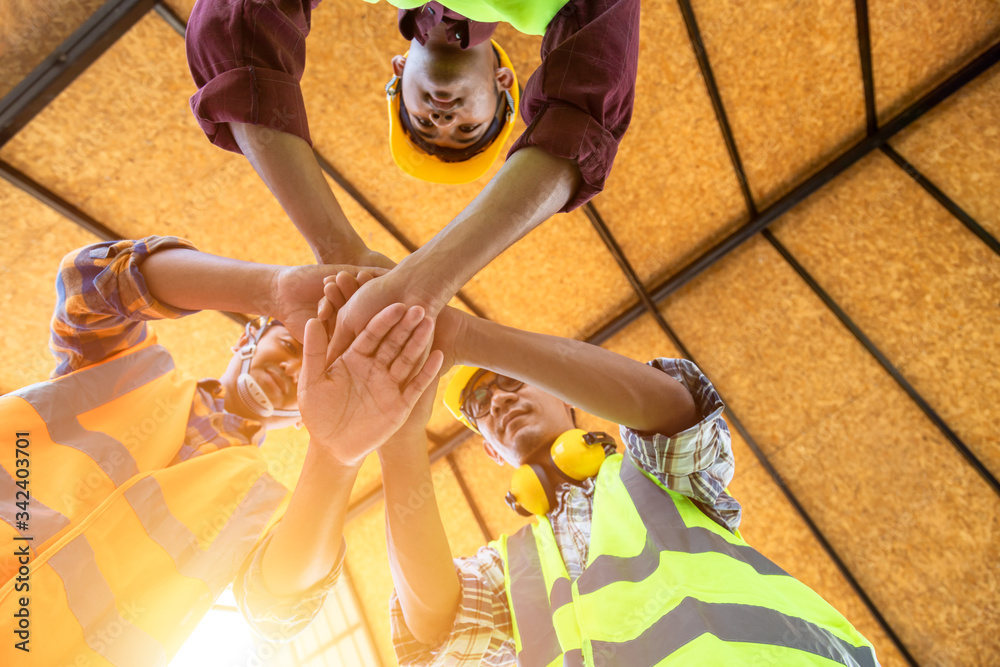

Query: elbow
left=405, top=604, right=459, bottom=648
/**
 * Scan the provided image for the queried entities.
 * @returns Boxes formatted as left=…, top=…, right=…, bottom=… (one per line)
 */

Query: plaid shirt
left=51, top=237, right=342, bottom=639
left=390, top=358, right=739, bottom=665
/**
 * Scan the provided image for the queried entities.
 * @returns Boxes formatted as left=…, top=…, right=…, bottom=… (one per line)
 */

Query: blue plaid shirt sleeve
left=390, top=545, right=515, bottom=666
left=621, top=358, right=742, bottom=531
left=232, top=533, right=346, bottom=641
left=50, top=236, right=199, bottom=378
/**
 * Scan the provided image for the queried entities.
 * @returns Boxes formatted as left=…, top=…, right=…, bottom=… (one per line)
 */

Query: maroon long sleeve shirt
left=186, top=0, right=639, bottom=211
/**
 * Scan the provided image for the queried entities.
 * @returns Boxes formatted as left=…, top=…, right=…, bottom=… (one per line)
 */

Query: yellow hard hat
left=444, top=365, right=484, bottom=433
left=385, top=41, right=519, bottom=184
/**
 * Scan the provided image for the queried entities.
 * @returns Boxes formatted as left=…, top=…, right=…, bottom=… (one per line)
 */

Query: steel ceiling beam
left=586, top=39, right=1000, bottom=348
left=0, top=160, right=252, bottom=327
left=585, top=196, right=920, bottom=665
left=881, top=144, right=1000, bottom=256
left=0, top=0, right=156, bottom=146
left=855, top=0, right=878, bottom=135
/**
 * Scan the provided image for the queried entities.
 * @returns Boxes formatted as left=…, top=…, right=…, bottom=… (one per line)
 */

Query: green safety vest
left=365, top=0, right=570, bottom=36
left=492, top=454, right=879, bottom=666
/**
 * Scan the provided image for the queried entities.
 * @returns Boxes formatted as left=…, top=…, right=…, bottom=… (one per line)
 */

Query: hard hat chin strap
left=235, top=318, right=300, bottom=420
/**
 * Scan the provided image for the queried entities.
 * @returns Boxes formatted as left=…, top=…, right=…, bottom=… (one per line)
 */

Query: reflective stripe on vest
left=371, top=0, right=571, bottom=36
left=9, top=342, right=175, bottom=485
left=0, top=340, right=288, bottom=665
left=506, top=529, right=561, bottom=666
left=501, top=454, right=879, bottom=667
left=0, top=466, right=69, bottom=545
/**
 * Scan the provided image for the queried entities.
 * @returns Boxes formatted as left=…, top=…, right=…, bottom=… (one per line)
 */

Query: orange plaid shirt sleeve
left=50, top=236, right=199, bottom=378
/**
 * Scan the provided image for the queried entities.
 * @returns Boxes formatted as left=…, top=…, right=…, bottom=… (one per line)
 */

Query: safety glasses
left=460, top=372, right=525, bottom=421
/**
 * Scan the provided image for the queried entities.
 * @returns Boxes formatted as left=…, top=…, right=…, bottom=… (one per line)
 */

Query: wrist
left=304, top=440, right=365, bottom=477
left=395, top=251, right=459, bottom=314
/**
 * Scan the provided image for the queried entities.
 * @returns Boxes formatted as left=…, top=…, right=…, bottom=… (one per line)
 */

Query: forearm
left=380, top=438, right=460, bottom=646
left=457, top=314, right=700, bottom=436
left=140, top=247, right=277, bottom=316
left=395, top=147, right=581, bottom=312
left=230, top=122, right=370, bottom=264
left=260, top=445, right=359, bottom=594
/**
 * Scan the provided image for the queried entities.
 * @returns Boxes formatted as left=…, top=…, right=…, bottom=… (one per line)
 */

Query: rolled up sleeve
left=232, top=532, right=346, bottom=641
left=621, top=358, right=742, bottom=531
left=508, top=0, right=640, bottom=211
left=391, top=545, right=515, bottom=667
left=50, top=236, right=199, bottom=378
left=186, top=0, right=314, bottom=153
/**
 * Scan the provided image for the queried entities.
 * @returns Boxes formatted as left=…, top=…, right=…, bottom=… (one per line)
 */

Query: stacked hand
left=266, top=263, right=387, bottom=341
left=297, top=277, right=443, bottom=466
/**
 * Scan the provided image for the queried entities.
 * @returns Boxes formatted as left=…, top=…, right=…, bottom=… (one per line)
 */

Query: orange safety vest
left=0, top=334, right=288, bottom=666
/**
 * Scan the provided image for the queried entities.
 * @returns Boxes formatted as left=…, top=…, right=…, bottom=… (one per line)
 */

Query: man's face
left=469, top=372, right=575, bottom=468
left=393, top=43, right=511, bottom=150
left=221, top=324, right=302, bottom=426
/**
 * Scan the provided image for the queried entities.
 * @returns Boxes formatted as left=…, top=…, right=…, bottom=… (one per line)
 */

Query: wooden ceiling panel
left=772, top=152, right=1000, bottom=478
left=870, top=0, right=1000, bottom=122
left=342, top=502, right=397, bottom=666
left=163, top=0, right=195, bottom=22
left=731, top=464, right=907, bottom=667
left=588, top=0, right=748, bottom=286
left=691, top=0, right=867, bottom=207
left=660, top=235, right=1000, bottom=665
left=0, top=14, right=318, bottom=267
left=449, top=435, right=531, bottom=541
left=459, top=209, right=635, bottom=339
left=429, top=457, right=490, bottom=557
left=0, top=180, right=99, bottom=391
left=891, top=64, right=1000, bottom=241
left=596, top=287, right=906, bottom=663
left=770, top=370, right=1000, bottom=664
left=663, top=237, right=884, bottom=450
left=0, top=0, right=106, bottom=99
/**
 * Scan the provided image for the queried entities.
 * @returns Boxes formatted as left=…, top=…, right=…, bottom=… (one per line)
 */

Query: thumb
left=301, top=317, right=330, bottom=388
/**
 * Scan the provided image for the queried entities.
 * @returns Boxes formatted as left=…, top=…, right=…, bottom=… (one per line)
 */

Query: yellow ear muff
left=505, top=430, right=617, bottom=516
left=551, top=429, right=609, bottom=481
left=506, top=463, right=553, bottom=517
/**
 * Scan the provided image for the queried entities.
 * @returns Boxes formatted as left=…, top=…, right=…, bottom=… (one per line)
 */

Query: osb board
left=891, top=64, right=1000, bottom=241
left=870, top=0, right=1000, bottom=122
left=662, top=236, right=886, bottom=451
left=589, top=0, right=748, bottom=286
left=301, top=1, right=542, bottom=248
left=459, top=208, right=635, bottom=339
left=163, top=0, right=196, bottom=22
left=342, top=502, right=398, bottom=667
left=596, top=308, right=907, bottom=661
left=660, top=236, right=1000, bottom=665
left=343, top=457, right=492, bottom=667
left=730, top=463, right=906, bottom=667
left=0, top=0, right=106, bottom=99
left=690, top=0, right=867, bottom=207
left=450, top=434, right=530, bottom=540
left=0, top=181, right=98, bottom=391
left=430, top=456, right=492, bottom=557
left=770, top=371, right=1000, bottom=665
left=772, top=152, right=1000, bottom=479
left=0, top=15, right=316, bottom=268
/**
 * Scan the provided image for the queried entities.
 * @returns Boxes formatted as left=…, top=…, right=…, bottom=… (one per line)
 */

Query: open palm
left=298, top=303, right=443, bottom=467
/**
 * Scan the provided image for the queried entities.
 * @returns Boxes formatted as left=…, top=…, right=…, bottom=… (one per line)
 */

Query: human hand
left=318, top=245, right=396, bottom=272
left=267, top=264, right=388, bottom=341
left=297, top=304, right=444, bottom=467
left=325, top=269, right=444, bottom=362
